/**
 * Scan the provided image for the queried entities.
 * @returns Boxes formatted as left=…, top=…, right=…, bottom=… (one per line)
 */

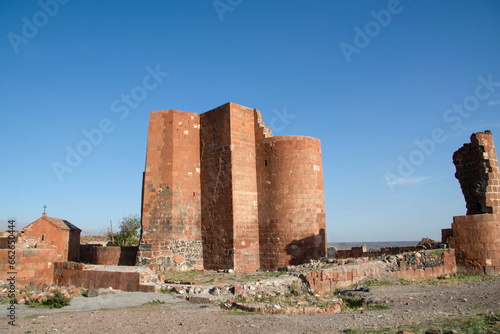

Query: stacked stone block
left=453, top=131, right=500, bottom=214
left=199, top=104, right=237, bottom=270
left=229, top=105, right=262, bottom=272
left=450, top=214, right=499, bottom=274
left=54, top=262, right=156, bottom=292
left=138, top=102, right=326, bottom=272
left=304, top=250, right=457, bottom=294
left=447, top=131, right=500, bottom=275
left=0, top=247, right=57, bottom=286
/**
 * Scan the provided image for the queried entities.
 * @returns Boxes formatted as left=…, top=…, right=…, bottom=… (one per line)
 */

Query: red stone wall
left=53, top=262, right=156, bottom=292
left=80, top=245, right=138, bottom=266
left=138, top=109, right=203, bottom=272
left=453, top=131, right=500, bottom=215
left=0, top=248, right=56, bottom=287
left=393, top=249, right=457, bottom=280
left=200, top=103, right=235, bottom=270
left=257, top=136, right=326, bottom=269
left=229, top=104, right=260, bottom=272
left=450, top=214, right=500, bottom=275
left=304, top=261, right=384, bottom=293
left=304, top=250, right=456, bottom=294
left=68, top=231, right=80, bottom=262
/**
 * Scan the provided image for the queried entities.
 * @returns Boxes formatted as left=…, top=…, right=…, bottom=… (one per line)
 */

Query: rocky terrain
left=1, top=273, right=498, bottom=333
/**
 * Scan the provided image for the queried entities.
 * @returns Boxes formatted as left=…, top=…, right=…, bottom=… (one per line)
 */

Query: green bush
left=41, top=289, right=71, bottom=309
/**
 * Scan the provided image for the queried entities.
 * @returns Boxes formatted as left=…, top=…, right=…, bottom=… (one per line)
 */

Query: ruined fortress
left=1, top=107, right=498, bottom=293
left=136, top=102, right=326, bottom=273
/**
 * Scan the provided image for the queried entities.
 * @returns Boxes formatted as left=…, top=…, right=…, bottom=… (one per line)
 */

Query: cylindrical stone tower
left=257, top=136, right=326, bottom=269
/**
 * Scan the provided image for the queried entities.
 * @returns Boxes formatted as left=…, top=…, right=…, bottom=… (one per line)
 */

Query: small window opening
left=41, top=235, right=44, bottom=241
left=264, top=160, right=268, bottom=166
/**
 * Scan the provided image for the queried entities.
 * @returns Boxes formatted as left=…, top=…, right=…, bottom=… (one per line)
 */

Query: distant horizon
left=1, top=219, right=423, bottom=244
left=327, top=240, right=421, bottom=250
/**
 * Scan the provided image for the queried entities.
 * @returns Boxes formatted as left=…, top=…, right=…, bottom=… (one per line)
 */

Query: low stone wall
left=391, top=249, right=457, bottom=280
left=227, top=299, right=342, bottom=314
left=302, top=249, right=457, bottom=294
left=80, top=245, right=137, bottom=266
left=53, top=262, right=156, bottom=292
left=334, top=245, right=425, bottom=259
left=301, top=261, right=385, bottom=293
left=0, top=248, right=56, bottom=286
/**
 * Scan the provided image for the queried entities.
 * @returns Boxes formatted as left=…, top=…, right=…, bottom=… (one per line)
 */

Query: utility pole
left=110, top=220, right=114, bottom=245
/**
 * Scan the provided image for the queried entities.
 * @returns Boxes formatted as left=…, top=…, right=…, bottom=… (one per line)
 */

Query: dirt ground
left=2, top=276, right=499, bottom=334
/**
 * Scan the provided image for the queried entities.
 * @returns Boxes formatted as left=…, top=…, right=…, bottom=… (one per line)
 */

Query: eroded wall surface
left=453, top=131, right=500, bottom=214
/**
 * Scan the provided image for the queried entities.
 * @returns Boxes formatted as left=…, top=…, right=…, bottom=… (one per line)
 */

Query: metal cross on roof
left=43, top=204, right=47, bottom=213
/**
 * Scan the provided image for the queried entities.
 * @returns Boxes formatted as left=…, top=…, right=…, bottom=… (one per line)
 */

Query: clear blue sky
left=1, top=1, right=499, bottom=241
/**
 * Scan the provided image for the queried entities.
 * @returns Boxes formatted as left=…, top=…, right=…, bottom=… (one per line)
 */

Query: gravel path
left=2, top=277, right=499, bottom=333
left=13, top=291, right=188, bottom=316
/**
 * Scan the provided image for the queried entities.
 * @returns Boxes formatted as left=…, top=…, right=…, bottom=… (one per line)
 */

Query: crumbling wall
left=304, top=250, right=457, bottom=294
left=333, top=245, right=429, bottom=259
left=447, top=131, right=500, bottom=275
left=453, top=131, right=500, bottom=215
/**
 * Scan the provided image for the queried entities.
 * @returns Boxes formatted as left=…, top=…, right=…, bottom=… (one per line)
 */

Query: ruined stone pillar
left=453, top=131, right=500, bottom=215
left=448, top=131, right=500, bottom=275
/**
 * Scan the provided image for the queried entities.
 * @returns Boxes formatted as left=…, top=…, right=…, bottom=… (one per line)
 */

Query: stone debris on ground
left=85, top=288, right=99, bottom=298
left=6, top=276, right=499, bottom=333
